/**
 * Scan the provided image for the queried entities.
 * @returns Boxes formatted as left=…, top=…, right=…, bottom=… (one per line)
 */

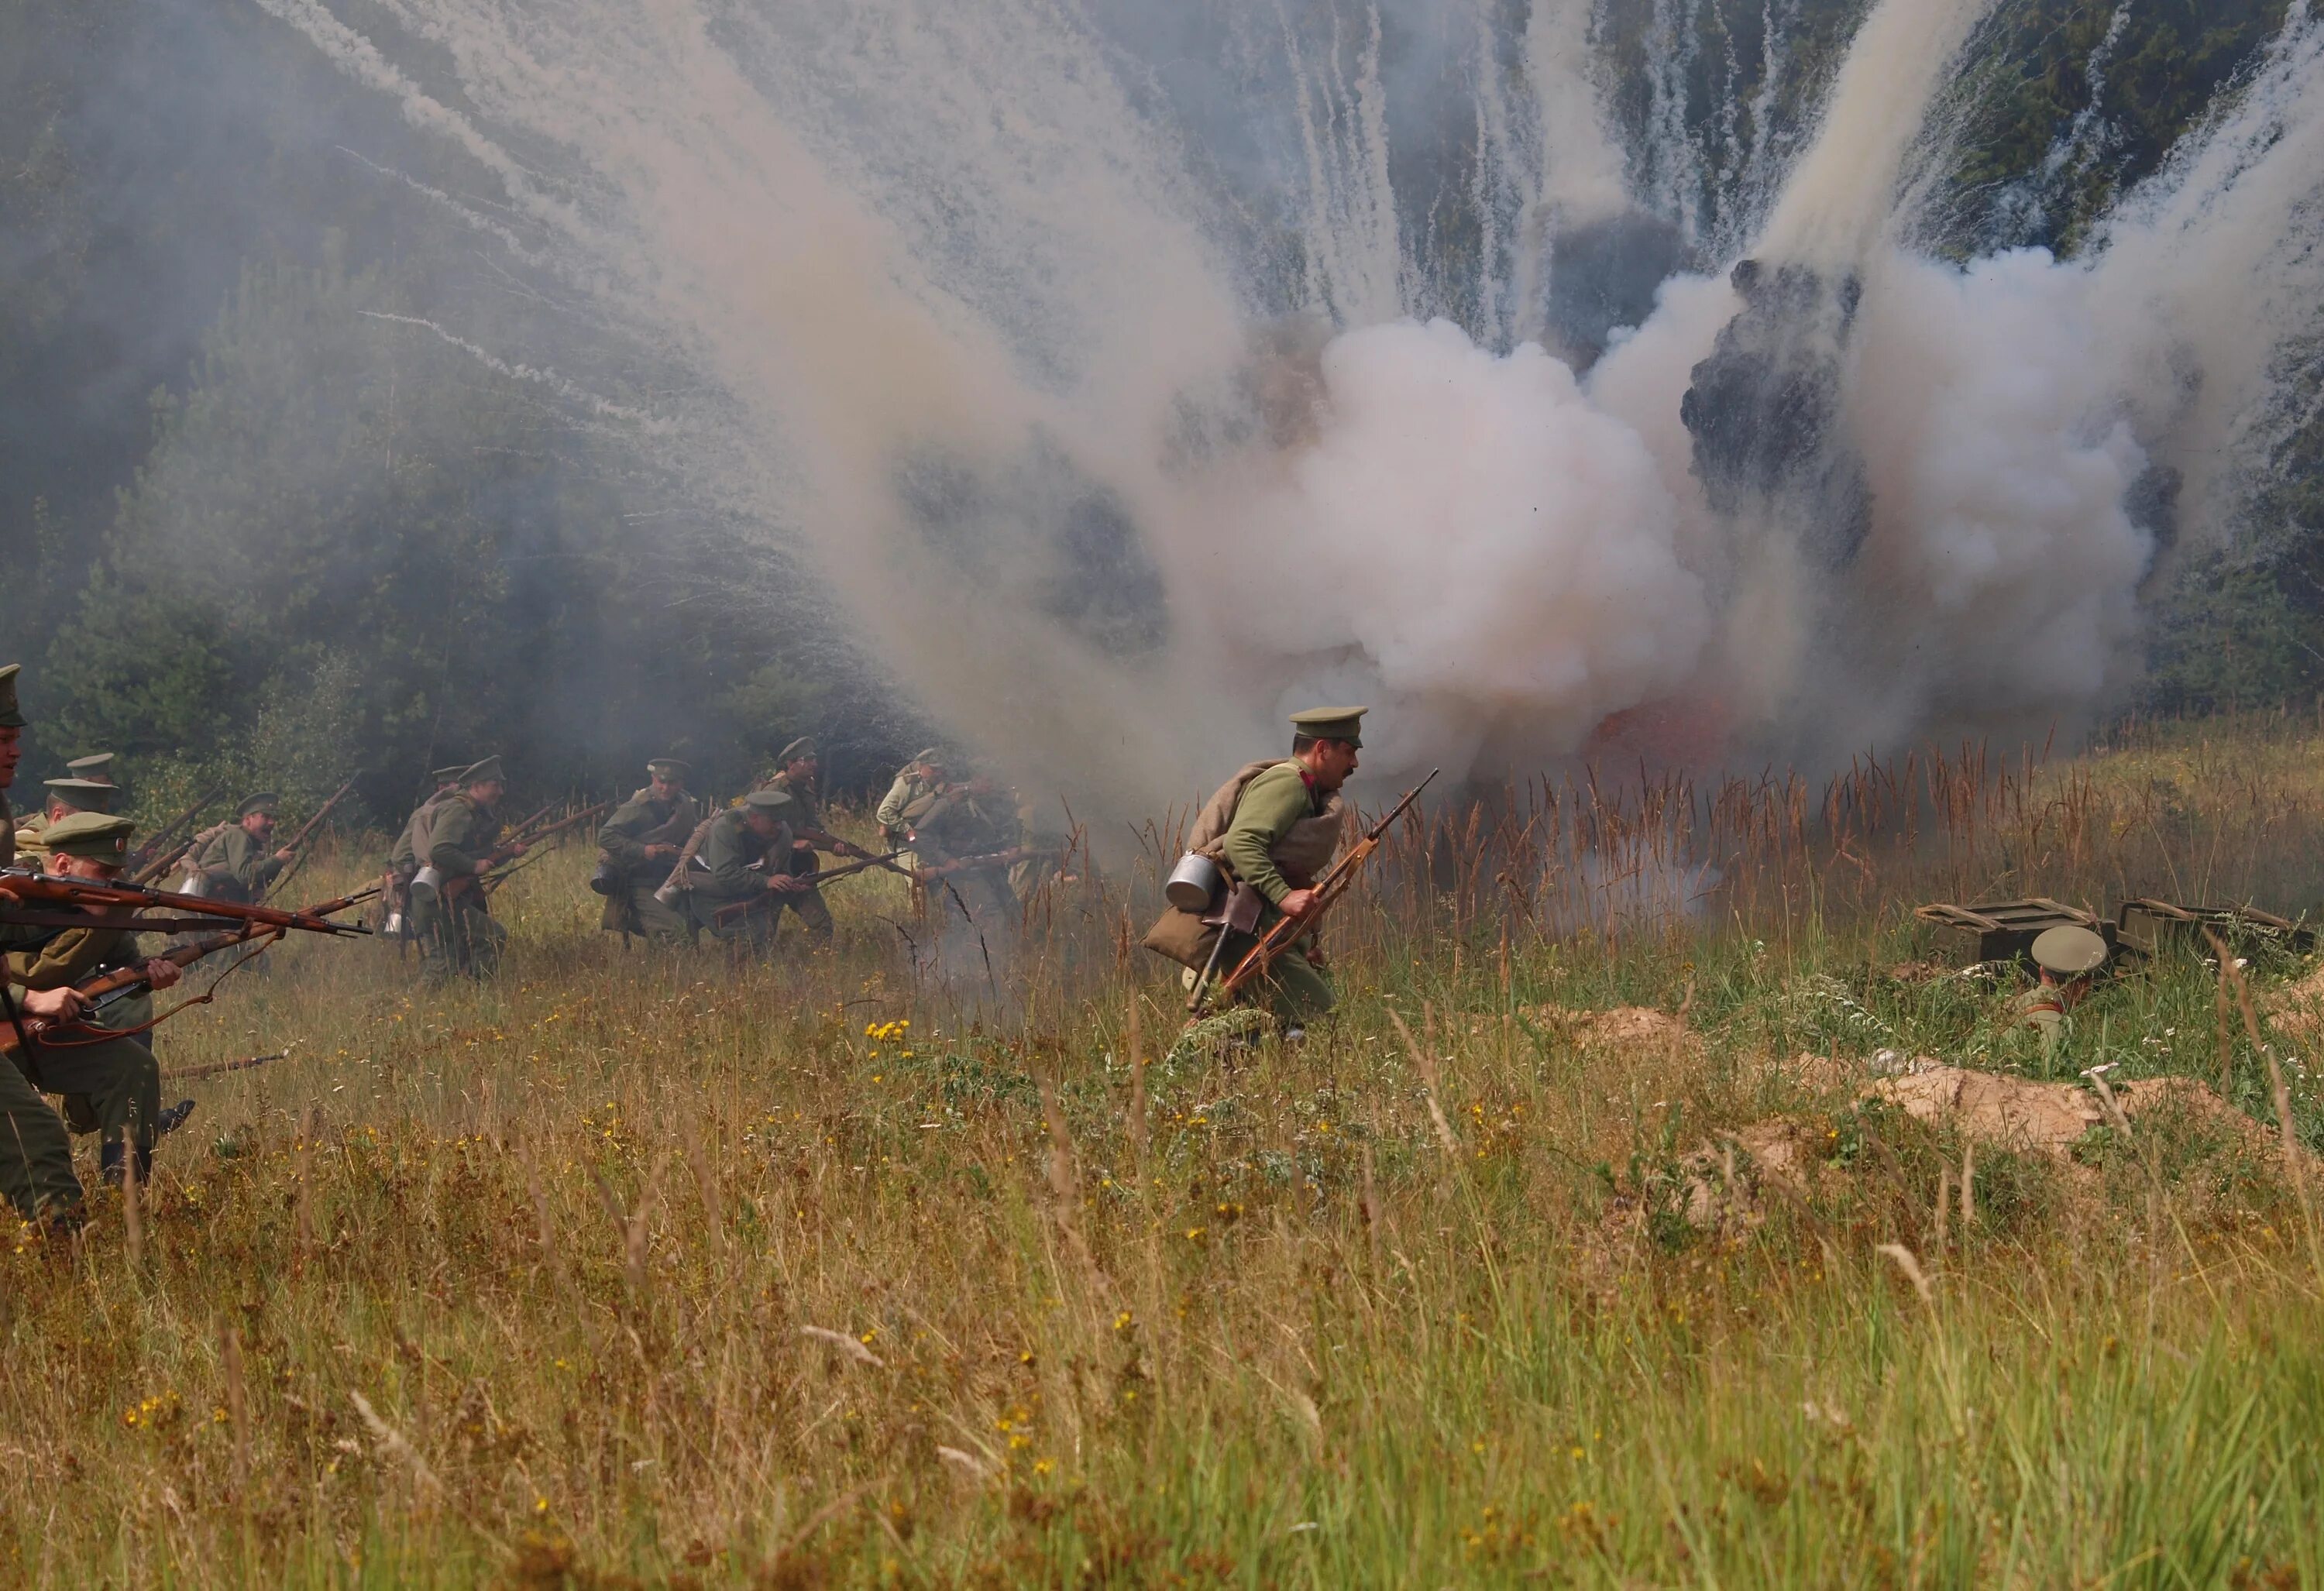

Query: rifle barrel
left=0, top=868, right=373, bottom=937
left=265, top=776, right=360, bottom=900
left=709, top=851, right=909, bottom=923
left=129, top=782, right=228, bottom=870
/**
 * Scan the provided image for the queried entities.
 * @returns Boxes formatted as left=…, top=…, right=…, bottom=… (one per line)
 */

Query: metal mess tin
left=1165, top=851, right=1222, bottom=912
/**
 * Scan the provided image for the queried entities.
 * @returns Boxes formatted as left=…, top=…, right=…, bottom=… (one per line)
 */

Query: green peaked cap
left=237, top=792, right=280, bottom=818
left=646, top=755, right=690, bottom=775
left=43, top=777, right=117, bottom=815
left=0, top=664, right=23, bottom=730
left=42, top=810, right=136, bottom=863
left=743, top=788, right=795, bottom=813
left=1289, top=705, right=1367, bottom=747
left=431, top=764, right=470, bottom=783
left=461, top=755, right=507, bottom=786
left=65, top=753, right=116, bottom=785
left=776, top=736, right=816, bottom=765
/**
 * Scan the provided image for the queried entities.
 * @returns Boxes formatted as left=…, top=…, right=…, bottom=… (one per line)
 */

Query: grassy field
left=8, top=716, right=2324, bottom=1587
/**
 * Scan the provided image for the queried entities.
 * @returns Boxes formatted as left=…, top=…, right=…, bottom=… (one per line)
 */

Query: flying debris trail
left=354, top=313, right=667, bottom=428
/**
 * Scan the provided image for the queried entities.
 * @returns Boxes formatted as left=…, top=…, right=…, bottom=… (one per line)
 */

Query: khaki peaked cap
left=1289, top=706, right=1368, bottom=746
left=42, top=810, right=136, bottom=863
left=43, top=777, right=116, bottom=814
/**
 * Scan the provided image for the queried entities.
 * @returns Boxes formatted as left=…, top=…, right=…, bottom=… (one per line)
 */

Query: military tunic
left=1140, top=759, right=1343, bottom=1026
left=0, top=916, right=85, bottom=1222
left=190, top=823, right=285, bottom=903
left=9, top=923, right=164, bottom=1171
left=877, top=769, right=935, bottom=854
left=760, top=769, right=835, bottom=945
left=683, top=807, right=796, bottom=947
left=1212, top=761, right=1339, bottom=1023
left=597, top=785, right=703, bottom=943
left=413, top=792, right=508, bottom=984
left=380, top=788, right=456, bottom=936
left=0, top=668, right=86, bottom=1221
left=904, top=783, right=1020, bottom=925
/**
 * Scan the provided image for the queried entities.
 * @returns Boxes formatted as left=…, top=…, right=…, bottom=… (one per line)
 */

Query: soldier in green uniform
left=1143, top=707, right=1363, bottom=1036
left=10, top=813, right=189, bottom=1186
left=0, top=663, right=94, bottom=1228
left=877, top=748, right=944, bottom=855
left=2009, top=925, right=2110, bottom=1059
left=186, top=793, right=294, bottom=902
left=900, top=754, right=1023, bottom=926
left=384, top=765, right=470, bottom=937
left=757, top=737, right=839, bottom=947
left=682, top=789, right=805, bottom=949
left=596, top=756, right=704, bottom=943
left=411, top=757, right=524, bottom=984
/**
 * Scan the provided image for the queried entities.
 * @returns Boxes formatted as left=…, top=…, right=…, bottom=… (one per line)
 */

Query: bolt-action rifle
left=165, top=1050, right=288, bottom=1084
left=501, top=799, right=564, bottom=846
left=133, top=833, right=204, bottom=887
left=709, top=850, right=913, bottom=926
left=0, top=869, right=376, bottom=939
left=1191, top=768, right=1437, bottom=1017
left=463, top=802, right=611, bottom=898
left=263, top=777, right=360, bottom=901
left=2, top=922, right=292, bottom=1057
left=791, top=825, right=917, bottom=882
left=126, top=784, right=227, bottom=875
left=914, top=846, right=1044, bottom=883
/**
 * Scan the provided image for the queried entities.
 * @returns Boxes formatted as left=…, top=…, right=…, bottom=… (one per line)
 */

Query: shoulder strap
left=1189, top=761, right=1287, bottom=855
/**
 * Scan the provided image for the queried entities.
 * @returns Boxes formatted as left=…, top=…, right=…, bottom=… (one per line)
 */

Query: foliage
left=8, top=718, right=2324, bottom=1583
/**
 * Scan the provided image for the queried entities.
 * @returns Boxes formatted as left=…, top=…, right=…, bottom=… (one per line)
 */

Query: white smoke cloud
left=1193, top=318, right=1710, bottom=773
left=246, top=0, right=2324, bottom=801
left=1844, top=248, right=2154, bottom=735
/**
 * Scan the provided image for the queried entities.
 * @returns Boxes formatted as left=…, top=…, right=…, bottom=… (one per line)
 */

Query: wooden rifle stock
left=1197, top=769, right=1438, bottom=1016
left=2, top=923, right=280, bottom=1057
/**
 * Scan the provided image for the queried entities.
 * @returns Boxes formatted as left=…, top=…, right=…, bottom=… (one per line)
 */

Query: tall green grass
left=5, top=720, right=2322, bottom=1586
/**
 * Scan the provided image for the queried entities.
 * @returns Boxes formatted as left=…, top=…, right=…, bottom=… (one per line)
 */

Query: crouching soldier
left=756, top=737, right=837, bottom=948
left=187, top=792, right=294, bottom=902
left=411, top=757, right=523, bottom=985
left=383, top=765, right=469, bottom=938
left=1143, top=707, right=1363, bottom=1039
left=682, top=789, right=807, bottom=950
left=596, top=756, right=703, bottom=944
left=2011, top=925, right=2111, bottom=1058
